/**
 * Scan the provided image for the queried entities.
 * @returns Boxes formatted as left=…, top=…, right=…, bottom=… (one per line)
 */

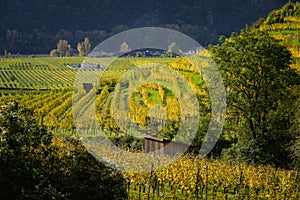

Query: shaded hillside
left=259, top=1, right=300, bottom=70
left=0, top=0, right=292, bottom=54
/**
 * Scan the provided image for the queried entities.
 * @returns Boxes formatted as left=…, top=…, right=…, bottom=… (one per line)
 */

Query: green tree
left=57, top=39, right=71, bottom=57
left=57, top=40, right=71, bottom=57
left=77, top=37, right=91, bottom=56
left=0, top=102, right=53, bottom=199
left=0, top=102, right=127, bottom=199
left=290, top=86, right=300, bottom=167
left=50, top=40, right=71, bottom=57
left=211, top=29, right=300, bottom=167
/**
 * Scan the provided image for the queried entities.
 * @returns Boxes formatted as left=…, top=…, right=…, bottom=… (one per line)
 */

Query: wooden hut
left=144, top=135, right=191, bottom=156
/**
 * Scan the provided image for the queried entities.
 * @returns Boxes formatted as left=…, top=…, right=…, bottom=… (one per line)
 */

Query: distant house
left=67, top=61, right=104, bottom=70
left=183, top=47, right=203, bottom=56
left=66, top=64, right=81, bottom=69
left=121, top=48, right=166, bottom=57
left=81, top=61, right=104, bottom=70
left=144, top=135, right=191, bottom=156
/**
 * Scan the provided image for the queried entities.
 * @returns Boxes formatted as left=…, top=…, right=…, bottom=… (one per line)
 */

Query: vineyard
left=0, top=56, right=299, bottom=199
left=123, top=155, right=300, bottom=199
left=0, top=57, right=81, bottom=89
left=81, top=135, right=300, bottom=199
left=0, top=56, right=210, bottom=135
left=260, top=15, right=300, bottom=70
left=0, top=90, right=75, bottom=131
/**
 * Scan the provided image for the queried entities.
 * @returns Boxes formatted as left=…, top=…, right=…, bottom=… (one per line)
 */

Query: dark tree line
left=0, top=0, right=290, bottom=54
left=0, top=102, right=127, bottom=200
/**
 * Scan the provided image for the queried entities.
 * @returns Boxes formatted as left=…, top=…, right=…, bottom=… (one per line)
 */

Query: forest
left=0, top=0, right=291, bottom=54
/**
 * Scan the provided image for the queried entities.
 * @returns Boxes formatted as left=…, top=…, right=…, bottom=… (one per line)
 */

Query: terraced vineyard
left=0, top=57, right=82, bottom=89
left=0, top=57, right=180, bottom=133
left=260, top=16, right=300, bottom=70
left=0, top=90, right=73, bottom=130
left=0, top=57, right=84, bottom=69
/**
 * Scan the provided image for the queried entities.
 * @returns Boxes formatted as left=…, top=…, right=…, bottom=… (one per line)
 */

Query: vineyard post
left=195, top=163, right=200, bottom=199
left=205, top=165, right=208, bottom=200
left=160, top=179, right=164, bottom=197
left=147, top=163, right=154, bottom=200
left=152, top=179, right=157, bottom=199
left=294, top=169, right=299, bottom=195
left=234, top=171, right=243, bottom=199
left=127, top=180, right=131, bottom=194
left=157, top=179, right=160, bottom=197
left=138, top=184, right=142, bottom=200
left=224, top=187, right=228, bottom=200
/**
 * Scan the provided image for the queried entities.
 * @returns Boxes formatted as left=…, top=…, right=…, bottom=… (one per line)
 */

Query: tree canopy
left=0, top=102, right=127, bottom=200
left=0, top=0, right=289, bottom=54
left=77, top=37, right=91, bottom=56
left=211, top=29, right=300, bottom=167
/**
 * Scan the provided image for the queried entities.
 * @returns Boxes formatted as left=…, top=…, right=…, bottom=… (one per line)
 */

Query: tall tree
left=77, top=37, right=91, bottom=56
left=211, top=29, right=300, bottom=166
left=290, top=86, right=300, bottom=166
left=56, top=39, right=71, bottom=57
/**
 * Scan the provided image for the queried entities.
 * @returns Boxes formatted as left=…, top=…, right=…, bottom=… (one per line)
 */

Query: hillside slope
left=0, top=0, right=290, bottom=54
left=259, top=1, right=300, bottom=70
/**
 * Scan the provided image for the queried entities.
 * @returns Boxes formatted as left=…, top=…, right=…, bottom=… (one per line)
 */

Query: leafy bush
left=0, top=102, right=127, bottom=199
